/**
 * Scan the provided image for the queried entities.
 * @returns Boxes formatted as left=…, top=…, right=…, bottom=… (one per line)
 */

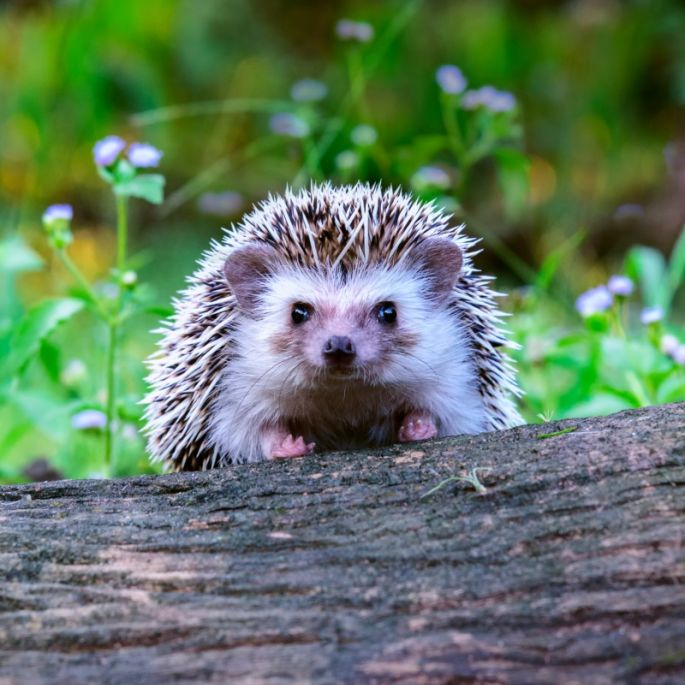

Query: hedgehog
left=144, top=183, right=522, bottom=470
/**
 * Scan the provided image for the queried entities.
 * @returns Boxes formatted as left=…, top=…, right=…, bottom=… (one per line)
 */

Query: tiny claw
left=271, top=433, right=316, bottom=459
left=398, top=411, right=438, bottom=443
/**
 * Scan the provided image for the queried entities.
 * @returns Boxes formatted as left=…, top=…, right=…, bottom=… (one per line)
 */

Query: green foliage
left=1, top=298, right=84, bottom=381
left=0, top=1, right=684, bottom=483
left=511, top=229, right=685, bottom=423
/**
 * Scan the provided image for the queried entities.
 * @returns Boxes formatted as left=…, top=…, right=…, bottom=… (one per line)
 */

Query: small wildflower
left=335, top=19, right=374, bottom=43
left=661, top=334, right=679, bottom=356
left=120, top=270, right=138, bottom=289
left=197, top=191, right=244, bottom=216
left=60, top=359, right=87, bottom=387
left=93, top=135, right=126, bottom=166
left=640, top=306, right=663, bottom=325
left=350, top=124, right=378, bottom=147
left=71, top=409, right=107, bottom=431
left=435, top=65, right=467, bottom=95
left=411, top=165, right=452, bottom=192
left=613, top=204, right=644, bottom=222
left=488, top=90, right=516, bottom=112
left=128, top=142, right=163, bottom=168
left=122, top=423, right=139, bottom=441
left=290, top=79, right=328, bottom=102
left=607, top=275, right=634, bottom=297
left=42, top=204, right=73, bottom=249
left=42, top=204, right=73, bottom=224
left=673, top=344, right=685, bottom=365
left=269, top=113, right=310, bottom=138
left=575, top=285, right=613, bottom=317
left=335, top=150, right=359, bottom=171
left=462, top=86, right=516, bottom=112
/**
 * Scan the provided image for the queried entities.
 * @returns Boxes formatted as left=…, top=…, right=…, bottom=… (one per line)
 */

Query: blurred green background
left=1, top=0, right=684, bottom=481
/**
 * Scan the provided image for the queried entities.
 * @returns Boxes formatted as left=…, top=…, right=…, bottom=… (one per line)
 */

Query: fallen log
left=0, top=403, right=684, bottom=685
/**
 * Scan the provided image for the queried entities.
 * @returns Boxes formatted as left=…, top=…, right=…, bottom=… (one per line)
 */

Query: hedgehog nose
left=322, top=335, right=356, bottom=363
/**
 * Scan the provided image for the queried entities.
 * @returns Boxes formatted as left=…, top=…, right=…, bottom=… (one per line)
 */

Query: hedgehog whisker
left=232, top=356, right=297, bottom=417
left=276, top=359, right=309, bottom=413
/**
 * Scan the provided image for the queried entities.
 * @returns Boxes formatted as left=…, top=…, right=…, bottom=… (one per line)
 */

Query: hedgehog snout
left=322, top=335, right=357, bottom=367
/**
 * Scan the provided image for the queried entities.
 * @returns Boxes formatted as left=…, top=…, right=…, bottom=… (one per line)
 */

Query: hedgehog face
left=224, top=239, right=464, bottom=391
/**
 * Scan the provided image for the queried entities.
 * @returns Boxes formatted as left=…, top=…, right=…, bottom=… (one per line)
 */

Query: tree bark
left=1, top=403, right=684, bottom=685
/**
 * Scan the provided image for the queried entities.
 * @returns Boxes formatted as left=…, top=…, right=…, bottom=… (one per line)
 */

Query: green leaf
left=114, top=158, right=137, bottom=183
left=1, top=298, right=84, bottom=380
left=667, top=224, right=685, bottom=298
left=535, top=230, right=586, bottom=293
left=115, top=174, right=165, bottom=204
left=625, top=246, right=668, bottom=309
left=656, top=371, right=685, bottom=404
left=96, top=165, right=116, bottom=184
left=561, top=393, right=635, bottom=419
left=493, top=147, right=530, bottom=219
left=0, top=236, right=44, bottom=273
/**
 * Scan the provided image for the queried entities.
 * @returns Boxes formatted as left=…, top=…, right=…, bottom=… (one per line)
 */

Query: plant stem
left=103, top=321, right=117, bottom=473
left=104, top=194, right=129, bottom=475
left=57, top=250, right=110, bottom=320
left=116, top=195, right=128, bottom=272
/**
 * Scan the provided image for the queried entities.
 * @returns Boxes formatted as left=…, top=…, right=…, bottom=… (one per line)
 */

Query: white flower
left=661, top=334, right=679, bottom=356
left=607, top=275, right=634, bottom=297
left=673, top=344, right=685, bottom=365
left=435, top=65, right=467, bottom=95
left=411, top=165, right=451, bottom=191
left=290, top=79, right=327, bottom=102
left=60, top=359, right=87, bottom=387
left=575, top=286, right=613, bottom=317
left=640, top=307, right=663, bottom=325
left=269, top=113, right=310, bottom=138
left=72, top=409, right=107, bottom=431
left=335, top=19, right=374, bottom=42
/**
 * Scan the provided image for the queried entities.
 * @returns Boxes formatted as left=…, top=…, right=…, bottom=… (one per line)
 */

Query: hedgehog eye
left=291, top=302, right=313, bottom=324
left=376, top=302, right=397, bottom=325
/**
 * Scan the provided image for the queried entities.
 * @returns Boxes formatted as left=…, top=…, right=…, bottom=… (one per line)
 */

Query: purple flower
left=462, top=86, right=516, bottom=112
left=197, top=191, right=244, bottom=216
left=673, top=344, right=685, bottom=366
left=335, top=19, right=374, bottom=43
left=435, top=65, right=467, bottom=95
left=71, top=409, right=107, bottom=431
left=613, top=204, right=644, bottom=222
left=411, top=165, right=452, bottom=191
left=350, top=124, right=377, bottom=146
left=290, top=79, right=328, bottom=102
left=661, top=334, right=679, bottom=356
left=42, top=204, right=73, bottom=223
left=269, top=113, right=310, bottom=138
left=640, top=307, right=663, bottom=325
left=575, top=285, right=613, bottom=317
left=93, top=135, right=126, bottom=166
left=128, top=142, right=163, bottom=168
left=607, top=275, right=634, bottom=297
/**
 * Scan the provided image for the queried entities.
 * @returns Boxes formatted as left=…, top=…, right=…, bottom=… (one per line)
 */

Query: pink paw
left=397, top=412, right=438, bottom=443
left=270, top=434, right=316, bottom=460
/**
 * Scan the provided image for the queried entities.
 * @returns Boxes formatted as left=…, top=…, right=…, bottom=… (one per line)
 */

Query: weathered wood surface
left=1, top=403, right=684, bottom=685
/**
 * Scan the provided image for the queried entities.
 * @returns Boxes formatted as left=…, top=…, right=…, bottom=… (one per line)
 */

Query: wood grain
left=1, top=403, right=684, bottom=684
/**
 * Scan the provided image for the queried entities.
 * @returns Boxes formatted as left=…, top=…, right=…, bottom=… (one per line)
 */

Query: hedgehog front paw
left=397, top=411, right=438, bottom=443
left=271, top=434, right=315, bottom=459
left=262, top=427, right=315, bottom=460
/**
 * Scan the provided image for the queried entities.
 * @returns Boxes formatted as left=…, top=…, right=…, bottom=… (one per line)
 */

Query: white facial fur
left=210, top=259, right=487, bottom=462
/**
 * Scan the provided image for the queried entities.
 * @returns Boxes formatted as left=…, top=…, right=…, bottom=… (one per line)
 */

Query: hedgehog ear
left=223, top=243, right=281, bottom=315
left=409, top=238, right=463, bottom=304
